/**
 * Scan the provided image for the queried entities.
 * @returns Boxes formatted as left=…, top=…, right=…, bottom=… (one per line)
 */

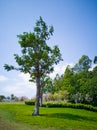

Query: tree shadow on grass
left=40, top=113, right=97, bottom=122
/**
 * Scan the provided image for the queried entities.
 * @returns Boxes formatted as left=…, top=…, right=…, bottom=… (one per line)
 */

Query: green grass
left=0, top=102, right=97, bottom=130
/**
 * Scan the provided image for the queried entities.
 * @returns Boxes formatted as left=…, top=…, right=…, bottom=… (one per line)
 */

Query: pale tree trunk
left=32, top=77, right=41, bottom=116
left=40, top=90, right=43, bottom=107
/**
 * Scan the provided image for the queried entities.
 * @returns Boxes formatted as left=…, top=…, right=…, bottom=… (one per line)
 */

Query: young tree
left=40, top=75, right=52, bottom=106
left=4, top=17, right=62, bottom=115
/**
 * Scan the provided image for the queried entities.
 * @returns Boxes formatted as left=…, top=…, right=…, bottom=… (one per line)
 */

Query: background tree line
left=0, top=94, right=28, bottom=102
left=45, top=55, right=97, bottom=106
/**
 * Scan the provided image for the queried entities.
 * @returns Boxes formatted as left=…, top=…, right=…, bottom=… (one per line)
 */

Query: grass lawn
left=0, top=102, right=97, bottom=130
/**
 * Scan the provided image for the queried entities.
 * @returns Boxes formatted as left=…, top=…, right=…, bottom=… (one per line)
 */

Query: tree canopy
left=73, top=55, right=92, bottom=73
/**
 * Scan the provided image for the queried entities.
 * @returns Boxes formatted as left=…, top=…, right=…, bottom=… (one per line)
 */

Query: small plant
left=25, top=99, right=35, bottom=105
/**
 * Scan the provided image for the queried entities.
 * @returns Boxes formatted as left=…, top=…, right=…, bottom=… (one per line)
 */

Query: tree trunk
left=40, top=90, right=43, bottom=107
left=32, top=77, right=41, bottom=116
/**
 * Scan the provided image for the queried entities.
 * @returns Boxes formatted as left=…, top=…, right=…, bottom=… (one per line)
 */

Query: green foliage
left=51, top=55, right=97, bottom=107
left=4, top=17, right=62, bottom=79
left=52, top=74, right=65, bottom=93
left=73, top=55, right=92, bottom=73
left=4, top=64, right=15, bottom=71
left=64, top=69, right=97, bottom=106
left=25, top=99, right=35, bottom=105
left=42, top=90, right=69, bottom=103
left=41, top=75, right=53, bottom=94
left=94, top=56, right=97, bottom=64
left=25, top=98, right=97, bottom=112
left=42, top=102, right=97, bottom=112
left=0, top=95, right=5, bottom=102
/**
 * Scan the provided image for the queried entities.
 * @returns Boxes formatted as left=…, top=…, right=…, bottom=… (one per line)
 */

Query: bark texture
left=32, top=77, right=41, bottom=116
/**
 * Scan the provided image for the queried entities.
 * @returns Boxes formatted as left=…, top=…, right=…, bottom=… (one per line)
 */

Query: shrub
left=25, top=99, right=35, bottom=105
left=42, top=102, right=97, bottom=112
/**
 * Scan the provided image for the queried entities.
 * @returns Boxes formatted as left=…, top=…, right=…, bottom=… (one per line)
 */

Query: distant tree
left=52, top=74, right=60, bottom=93
left=94, top=56, right=97, bottom=64
left=73, top=55, right=92, bottom=73
left=52, top=74, right=65, bottom=93
left=0, top=95, right=5, bottom=102
left=84, top=76, right=97, bottom=106
left=63, top=57, right=92, bottom=103
left=4, top=17, right=62, bottom=115
left=63, top=65, right=73, bottom=91
left=6, top=96, right=10, bottom=100
left=64, top=65, right=73, bottom=78
left=41, top=76, right=53, bottom=94
left=92, top=66, right=97, bottom=76
left=40, top=75, right=52, bottom=106
left=19, top=96, right=28, bottom=101
left=10, top=94, right=15, bottom=101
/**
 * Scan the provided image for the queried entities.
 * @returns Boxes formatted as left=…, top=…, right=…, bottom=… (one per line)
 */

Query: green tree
left=0, top=95, right=5, bottom=102
left=40, top=75, right=53, bottom=106
left=92, top=66, right=97, bottom=76
left=84, top=76, right=97, bottom=106
left=52, top=74, right=64, bottom=93
left=10, top=94, right=15, bottom=101
left=63, top=62, right=91, bottom=103
left=64, top=65, right=73, bottom=78
left=52, top=74, right=60, bottom=93
left=4, top=17, right=62, bottom=115
left=94, top=56, right=97, bottom=64
left=73, top=55, right=92, bottom=73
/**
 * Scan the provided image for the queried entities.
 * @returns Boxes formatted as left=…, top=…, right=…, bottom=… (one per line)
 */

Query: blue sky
left=0, top=0, right=97, bottom=98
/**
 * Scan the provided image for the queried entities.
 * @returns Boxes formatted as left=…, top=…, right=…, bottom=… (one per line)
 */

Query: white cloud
left=49, top=62, right=97, bottom=79
left=1, top=63, right=74, bottom=98
left=89, top=64, right=97, bottom=71
left=18, top=73, right=31, bottom=82
left=1, top=73, right=36, bottom=99
left=2, top=83, right=36, bottom=98
left=0, top=75, right=8, bottom=82
left=49, top=62, right=74, bottom=79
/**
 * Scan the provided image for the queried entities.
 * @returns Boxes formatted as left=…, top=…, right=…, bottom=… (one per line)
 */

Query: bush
left=25, top=99, right=35, bottom=105
left=42, top=102, right=97, bottom=112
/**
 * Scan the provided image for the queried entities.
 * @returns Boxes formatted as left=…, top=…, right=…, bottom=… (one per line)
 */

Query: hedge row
left=42, top=102, right=97, bottom=112
left=25, top=100, right=97, bottom=112
left=25, top=99, right=35, bottom=105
